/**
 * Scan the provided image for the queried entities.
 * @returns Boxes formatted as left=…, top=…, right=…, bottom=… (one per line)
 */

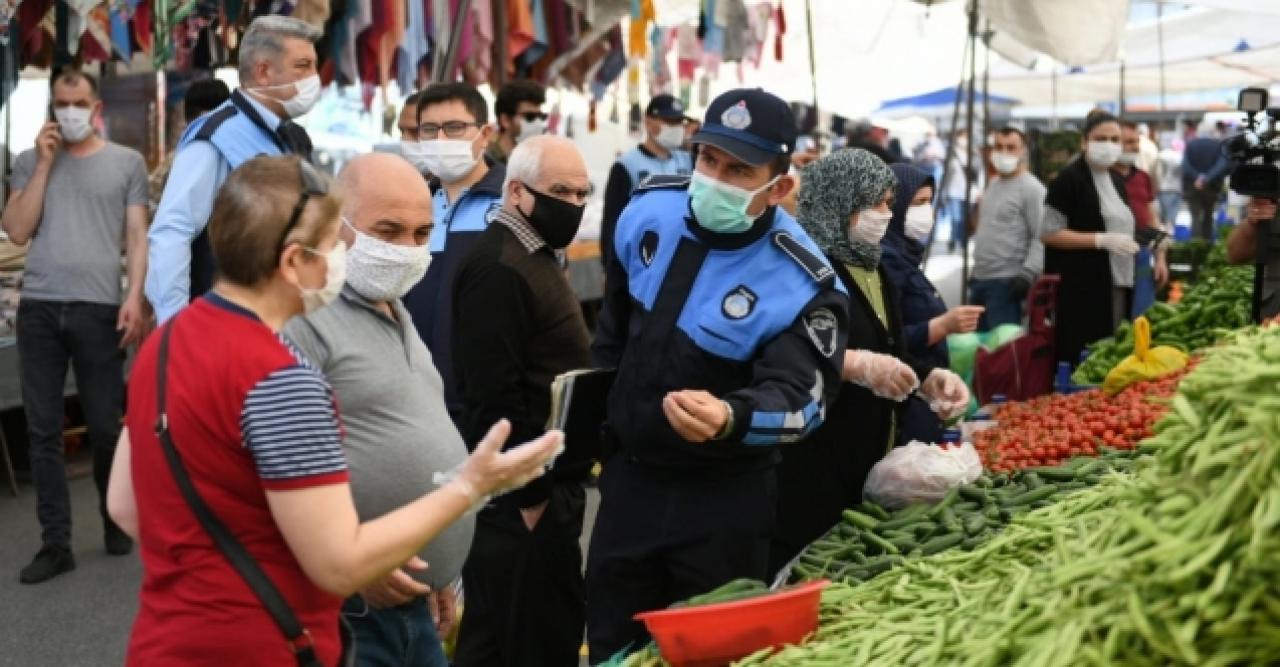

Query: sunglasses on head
left=276, top=159, right=328, bottom=253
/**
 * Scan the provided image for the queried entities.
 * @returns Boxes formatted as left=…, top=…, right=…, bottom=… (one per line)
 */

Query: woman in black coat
left=769, top=149, right=971, bottom=575
left=1041, top=111, right=1138, bottom=365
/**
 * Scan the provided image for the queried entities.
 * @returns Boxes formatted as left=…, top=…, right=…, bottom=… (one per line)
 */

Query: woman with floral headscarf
left=769, top=149, right=971, bottom=576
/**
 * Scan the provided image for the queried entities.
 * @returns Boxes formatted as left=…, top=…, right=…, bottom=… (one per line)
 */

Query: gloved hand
left=436, top=420, right=562, bottom=512
left=1094, top=232, right=1139, bottom=256
left=843, top=350, right=920, bottom=402
left=919, top=368, right=971, bottom=420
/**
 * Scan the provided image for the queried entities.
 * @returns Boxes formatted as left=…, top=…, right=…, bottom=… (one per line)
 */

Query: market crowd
left=3, top=14, right=1277, bottom=667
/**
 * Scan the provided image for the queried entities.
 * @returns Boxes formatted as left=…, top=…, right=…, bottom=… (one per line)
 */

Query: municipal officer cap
left=692, top=88, right=797, bottom=166
left=646, top=94, right=689, bottom=121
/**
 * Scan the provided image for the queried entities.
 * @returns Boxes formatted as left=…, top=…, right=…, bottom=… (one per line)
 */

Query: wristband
left=713, top=400, right=735, bottom=440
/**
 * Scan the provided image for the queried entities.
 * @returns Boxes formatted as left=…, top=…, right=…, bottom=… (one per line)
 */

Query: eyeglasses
left=419, top=121, right=482, bottom=139
left=519, top=111, right=549, bottom=123
left=277, top=160, right=329, bottom=253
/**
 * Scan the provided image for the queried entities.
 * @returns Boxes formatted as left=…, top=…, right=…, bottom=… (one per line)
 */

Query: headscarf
left=884, top=163, right=937, bottom=266
left=796, top=148, right=898, bottom=269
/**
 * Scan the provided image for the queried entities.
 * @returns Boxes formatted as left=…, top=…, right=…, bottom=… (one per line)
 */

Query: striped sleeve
left=240, top=365, right=349, bottom=490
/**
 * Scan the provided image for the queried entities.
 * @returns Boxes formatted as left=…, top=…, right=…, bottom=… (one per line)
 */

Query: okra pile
left=744, top=326, right=1280, bottom=666
left=1072, top=264, right=1252, bottom=386
left=791, top=450, right=1141, bottom=585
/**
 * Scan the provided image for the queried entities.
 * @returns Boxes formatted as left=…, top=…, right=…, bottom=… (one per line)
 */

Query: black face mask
left=517, top=183, right=586, bottom=249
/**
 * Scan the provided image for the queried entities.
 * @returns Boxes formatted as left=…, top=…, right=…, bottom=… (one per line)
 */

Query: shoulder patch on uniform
left=804, top=307, right=839, bottom=358
left=639, top=231, right=659, bottom=267
left=635, top=174, right=691, bottom=192
left=772, top=232, right=836, bottom=286
left=193, top=106, right=240, bottom=142
left=721, top=285, right=757, bottom=320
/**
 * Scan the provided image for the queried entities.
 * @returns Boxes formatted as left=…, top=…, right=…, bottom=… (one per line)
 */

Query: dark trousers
left=585, top=456, right=776, bottom=664
left=454, top=482, right=586, bottom=667
left=969, top=278, right=1024, bottom=330
left=1185, top=186, right=1220, bottom=241
left=342, top=596, right=448, bottom=667
left=17, top=299, right=124, bottom=548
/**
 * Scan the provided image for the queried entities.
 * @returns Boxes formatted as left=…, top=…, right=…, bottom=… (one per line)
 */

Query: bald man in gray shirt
left=284, top=154, right=466, bottom=667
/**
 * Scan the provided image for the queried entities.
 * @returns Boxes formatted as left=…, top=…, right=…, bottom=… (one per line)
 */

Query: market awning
left=873, top=86, right=1018, bottom=119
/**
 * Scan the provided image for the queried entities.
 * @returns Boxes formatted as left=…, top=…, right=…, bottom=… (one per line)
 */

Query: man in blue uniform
left=600, top=94, right=694, bottom=268
left=145, top=16, right=321, bottom=323
left=586, top=89, right=850, bottom=662
left=402, top=82, right=505, bottom=419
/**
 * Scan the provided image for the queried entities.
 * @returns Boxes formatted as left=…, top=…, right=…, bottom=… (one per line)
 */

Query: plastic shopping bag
left=1102, top=316, right=1188, bottom=396
left=863, top=441, right=984, bottom=510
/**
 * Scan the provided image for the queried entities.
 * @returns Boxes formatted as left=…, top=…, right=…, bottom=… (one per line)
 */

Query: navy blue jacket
left=1181, top=137, right=1234, bottom=191
left=403, top=159, right=506, bottom=417
left=592, top=177, right=850, bottom=471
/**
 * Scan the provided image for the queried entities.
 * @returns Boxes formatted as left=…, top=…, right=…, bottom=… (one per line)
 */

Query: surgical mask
left=904, top=204, right=934, bottom=240
left=518, top=184, right=586, bottom=249
left=253, top=74, right=323, bottom=118
left=1086, top=141, right=1122, bottom=168
left=992, top=153, right=1021, bottom=175
left=848, top=208, right=892, bottom=246
left=401, top=141, right=432, bottom=175
left=656, top=124, right=686, bottom=151
left=517, top=118, right=546, bottom=143
left=54, top=107, right=94, bottom=143
left=1117, top=151, right=1140, bottom=166
left=688, top=171, right=779, bottom=234
left=422, top=136, right=480, bottom=183
left=299, top=240, right=347, bottom=314
left=342, top=218, right=431, bottom=301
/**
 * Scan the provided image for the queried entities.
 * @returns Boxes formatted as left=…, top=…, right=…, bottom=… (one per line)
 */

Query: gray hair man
left=284, top=153, right=470, bottom=667
left=146, top=15, right=324, bottom=325
left=449, top=135, right=593, bottom=666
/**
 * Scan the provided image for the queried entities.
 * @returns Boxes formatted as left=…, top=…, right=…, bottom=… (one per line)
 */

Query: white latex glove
left=919, top=368, right=971, bottom=419
left=1094, top=232, right=1139, bottom=256
left=843, top=350, right=919, bottom=402
left=436, top=420, right=562, bottom=512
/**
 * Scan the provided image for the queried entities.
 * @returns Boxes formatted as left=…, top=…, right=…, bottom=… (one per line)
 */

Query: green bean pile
left=741, top=326, right=1280, bottom=666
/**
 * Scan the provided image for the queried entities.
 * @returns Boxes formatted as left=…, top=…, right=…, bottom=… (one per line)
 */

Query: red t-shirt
left=1122, top=168, right=1155, bottom=230
left=124, top=295, right=349, bottom=666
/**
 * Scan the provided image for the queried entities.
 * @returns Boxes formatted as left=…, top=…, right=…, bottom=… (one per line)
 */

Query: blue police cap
left=692, top=88, right=797, bottom=166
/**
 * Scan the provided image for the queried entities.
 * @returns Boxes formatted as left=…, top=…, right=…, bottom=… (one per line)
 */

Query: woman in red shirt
left=106, top=155, right=560, bottom=666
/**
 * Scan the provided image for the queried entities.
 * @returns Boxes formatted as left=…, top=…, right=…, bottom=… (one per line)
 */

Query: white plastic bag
left=863, top=441, right=984, bottom=510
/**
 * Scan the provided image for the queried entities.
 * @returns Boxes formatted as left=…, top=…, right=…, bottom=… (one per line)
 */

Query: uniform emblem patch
left=804, top=308, right=839, bottom=358
left=722, top=101, right=752, bottom=130
left=721, top=285, right=757, bottom=320
left=640, top=231, right=659, bottom=267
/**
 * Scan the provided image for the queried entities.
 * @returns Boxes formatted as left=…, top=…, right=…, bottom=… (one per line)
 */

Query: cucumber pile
left=791, top=449, right=1142, bottom=584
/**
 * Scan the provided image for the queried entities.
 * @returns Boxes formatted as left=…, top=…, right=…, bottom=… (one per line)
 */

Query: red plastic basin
left=633, top=580, right=829, bottom=667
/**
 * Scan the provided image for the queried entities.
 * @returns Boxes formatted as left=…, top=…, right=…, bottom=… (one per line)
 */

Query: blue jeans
left=968, top=278, right=1023, bottom=330
left=1157, top=191, right=1181, bottom=228
left=945, top=197, right=967, bottom=250
left=342, top=596, right=449, bottom=667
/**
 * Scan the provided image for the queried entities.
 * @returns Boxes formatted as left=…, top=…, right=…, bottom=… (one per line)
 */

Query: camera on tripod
left=1226, top=88, right=1280, bottom=199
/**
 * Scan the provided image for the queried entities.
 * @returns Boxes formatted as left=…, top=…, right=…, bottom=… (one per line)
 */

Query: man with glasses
left=403, top=82, right=505, bottom=421
left=600, top=94, right=693, bottom=269
left=450, top=135, right=592, bottom=667
left=486, top=79, right=547, bottom=166
left=146, top=15, right=323, bottom=324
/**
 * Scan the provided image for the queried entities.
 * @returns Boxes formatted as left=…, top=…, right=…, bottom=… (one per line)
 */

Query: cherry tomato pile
left=974, top=364, right=1194, bottom=473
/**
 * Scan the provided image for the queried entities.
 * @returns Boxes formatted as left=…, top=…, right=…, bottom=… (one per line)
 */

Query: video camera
left=1226, top=88, right=1280, bottom=199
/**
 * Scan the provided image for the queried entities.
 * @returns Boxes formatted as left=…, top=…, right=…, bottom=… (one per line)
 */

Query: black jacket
left=771, top=259, right=936, bottom=573
left=1044, top=157, right=1131, bottom=365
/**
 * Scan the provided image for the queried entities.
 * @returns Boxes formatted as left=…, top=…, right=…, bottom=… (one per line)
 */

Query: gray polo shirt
left=972, top=172, right=1046, bottom=282
left=284, top=285, right=474, bottom=589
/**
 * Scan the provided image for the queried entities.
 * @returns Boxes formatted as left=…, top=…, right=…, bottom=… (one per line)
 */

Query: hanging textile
left=79, top=3, right=112, bottom=62
left=293, top=0, right=330, bottom=26
left=395, top=0, right=427, bottom=92
left=340, top=0, right=371, bottom=85
left=588, top=26, right=624, bottom=100
left=626, top=0, right=651, bottom=58
left=131, top=0, right=151, bottom=58
left=515, top=0, right=547, bottom=77
left=701, top=0, right=723, bottom=57
left=648, top=24, right=671, bottom=93
left=503, top=0, right=534, bottom=75
left=108, top=0, right=136, bottom=60
left=319, top=0, right=352, bottom=83
left=720, top=0, right=746, bottom=63
left=773, top=1, right=784, bottom=62
left=743, top=1, right=768, bottom=68
left=467, top=0, right=491, bottom=83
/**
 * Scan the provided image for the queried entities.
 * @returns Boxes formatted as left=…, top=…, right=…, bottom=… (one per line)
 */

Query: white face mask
left=299, top=241, right=347, bottom=314
left=342, top=218, right=431, bottom=301
left=516, top=118, right=546, bottom=143
left=253, top=74, right=323, bottom=118
left=401, top=141, right=432, bottom=175
left=54, top=107, right=94, bottom=143
left=1117, top=151, right=1140, bottom=166
left=992, top=153, right=1021, bottom=176
left=656, top=123, right=686, bottom=151
left=422, top=136, right=480, bottom=183
left=1086, top=140, right=1122, bottom=168
left=848, top=208, right=893, bottom=246
left=904, top=204, right=934, bottom=240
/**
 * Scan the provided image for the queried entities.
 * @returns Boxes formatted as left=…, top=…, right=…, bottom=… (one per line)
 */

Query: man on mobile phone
left=1, top=69, right=150, bottom=584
